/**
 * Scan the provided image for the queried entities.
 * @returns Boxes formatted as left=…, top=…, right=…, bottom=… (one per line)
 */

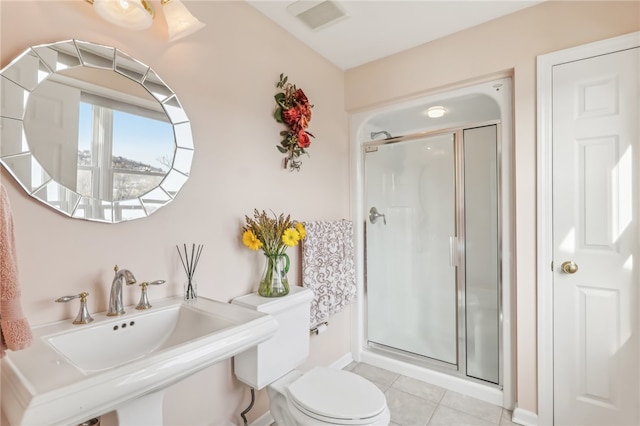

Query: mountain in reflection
left=78, top=150, right=165, bottom=173
left=77, top=150, right=167, bottom=201
left=112, top=155, right=166, bottom=173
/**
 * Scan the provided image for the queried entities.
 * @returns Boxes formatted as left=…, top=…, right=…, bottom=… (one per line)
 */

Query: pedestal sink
left=1, top=296, right=278, bottom=426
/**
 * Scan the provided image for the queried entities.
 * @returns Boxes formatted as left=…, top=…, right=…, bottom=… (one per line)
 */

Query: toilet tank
left=232, top=286, right=314, bottom=389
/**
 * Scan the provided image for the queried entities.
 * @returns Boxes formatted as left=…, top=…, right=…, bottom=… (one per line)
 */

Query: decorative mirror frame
left=0, top=40, right=194, bottom=223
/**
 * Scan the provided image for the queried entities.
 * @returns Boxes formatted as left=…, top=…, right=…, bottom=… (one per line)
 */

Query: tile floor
left=343, top=362, right=518, bottom=426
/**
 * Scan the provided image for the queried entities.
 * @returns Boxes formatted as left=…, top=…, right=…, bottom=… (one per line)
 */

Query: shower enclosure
left=365, top=126, right=499, bottom=384
left=352, top=78, right=513, bottom=406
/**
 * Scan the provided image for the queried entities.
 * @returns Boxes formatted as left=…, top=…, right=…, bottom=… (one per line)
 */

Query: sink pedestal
left=116, top=390, right=165, bottom=426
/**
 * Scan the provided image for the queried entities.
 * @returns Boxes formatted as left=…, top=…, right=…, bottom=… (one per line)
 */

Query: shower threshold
left=367, top=341, right=458, bottom=374
left=362, top=343, right=503, bottom=407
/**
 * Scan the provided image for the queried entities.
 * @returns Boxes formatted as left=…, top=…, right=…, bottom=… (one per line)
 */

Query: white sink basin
left=1, top=296, right=278, bottom=426
left=47, top=302, right=236, bottom=373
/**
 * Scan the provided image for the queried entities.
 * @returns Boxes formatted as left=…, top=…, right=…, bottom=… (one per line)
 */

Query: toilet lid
left=287, top=367, right=386, bottom=423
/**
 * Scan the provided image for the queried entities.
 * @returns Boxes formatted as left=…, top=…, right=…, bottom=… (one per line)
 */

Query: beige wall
left=2, top=0, right=639, bottom=424
left=0, top=1, right=349, bottom=425
left=345, top=0, right=640, bottom=414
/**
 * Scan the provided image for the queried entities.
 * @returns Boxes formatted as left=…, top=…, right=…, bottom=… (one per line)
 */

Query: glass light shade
left=426, top=106, right=446, bottom=118
left=93, top=0, right=154, bottom=30
left=163, top=0, right=206, bottom=42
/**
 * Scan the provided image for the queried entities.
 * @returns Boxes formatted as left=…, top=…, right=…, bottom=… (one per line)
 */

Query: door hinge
left=551, top=261, right=554, bottom=271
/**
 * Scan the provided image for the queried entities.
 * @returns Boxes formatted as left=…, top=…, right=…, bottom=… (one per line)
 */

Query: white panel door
left=552, top=47, right=639, bottom=425
left=24, top=80, right=80, bottom=190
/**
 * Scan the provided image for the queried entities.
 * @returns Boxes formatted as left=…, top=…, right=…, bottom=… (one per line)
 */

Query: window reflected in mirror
left=76, top=102, right=174, bottom=201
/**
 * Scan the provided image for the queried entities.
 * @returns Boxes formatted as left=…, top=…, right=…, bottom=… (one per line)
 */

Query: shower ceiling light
left=426, top=106, right=446, bottom=118
left=86, top=0, right=205, bottom=41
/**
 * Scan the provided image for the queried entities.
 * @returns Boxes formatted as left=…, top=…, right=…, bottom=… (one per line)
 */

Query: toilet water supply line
left=239, top=322, right=329, bottom=424
left=240, top=387, right=255, bottom=426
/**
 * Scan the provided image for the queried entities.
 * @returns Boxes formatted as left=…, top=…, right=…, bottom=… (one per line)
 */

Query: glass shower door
left=365, top=133, right=458, bottom=365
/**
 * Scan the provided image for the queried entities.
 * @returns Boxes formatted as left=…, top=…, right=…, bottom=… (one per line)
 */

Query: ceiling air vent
left=287, top=0, right=348, bottom=31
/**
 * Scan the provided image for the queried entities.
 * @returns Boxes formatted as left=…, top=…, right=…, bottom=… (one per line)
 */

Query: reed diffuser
left=177, top=243, right=203, bottom=302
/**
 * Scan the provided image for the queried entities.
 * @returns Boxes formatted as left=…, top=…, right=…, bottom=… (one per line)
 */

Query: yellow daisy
left=295, top=222, right=307, bottom=239
left=242, top=230, right=263, bottom=251
left=282, top=228, right=301, bottom=247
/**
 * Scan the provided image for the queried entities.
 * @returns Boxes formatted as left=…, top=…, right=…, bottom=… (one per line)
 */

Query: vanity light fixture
left=86, top=0, right=205, bottom=41
left=426, top=106, right=446, bottom=118
left=89, top=0, right=155, bottom=30
left=161, top=0, right=206, bottom=42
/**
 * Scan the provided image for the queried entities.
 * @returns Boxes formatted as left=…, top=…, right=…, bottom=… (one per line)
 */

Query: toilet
left=232, top=286, right=390, bottom=425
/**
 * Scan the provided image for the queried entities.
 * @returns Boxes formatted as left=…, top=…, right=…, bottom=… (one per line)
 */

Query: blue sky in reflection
left=78, top=103, right=174, bottom=171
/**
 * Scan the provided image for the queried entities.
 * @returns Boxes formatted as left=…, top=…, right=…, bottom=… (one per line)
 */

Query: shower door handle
left=449, top=236, right=457, bottom=267
left=369, top=207, right=386, bottom=225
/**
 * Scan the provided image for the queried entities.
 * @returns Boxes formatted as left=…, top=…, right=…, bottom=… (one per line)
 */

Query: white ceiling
left=246, top=0, right=543, bottom=70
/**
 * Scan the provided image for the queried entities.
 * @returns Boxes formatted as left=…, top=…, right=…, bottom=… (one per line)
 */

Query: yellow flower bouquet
left=242, top=209, right=306, bottom=297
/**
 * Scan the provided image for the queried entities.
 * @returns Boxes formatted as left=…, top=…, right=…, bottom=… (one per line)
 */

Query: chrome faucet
left=107, top=265, right=137, bottom=316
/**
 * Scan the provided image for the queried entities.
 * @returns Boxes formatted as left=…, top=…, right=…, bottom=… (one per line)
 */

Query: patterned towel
left=0, top=183, right=32, bottom=357
left=302, top=220, right=356, bottom=327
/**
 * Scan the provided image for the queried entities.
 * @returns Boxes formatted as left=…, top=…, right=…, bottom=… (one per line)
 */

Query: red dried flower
left=297, top=130, right=311, bottom=148
left=294, top=88, right=308, bottom=104
left=282, top=108, right=301, bottom=127
left=296, top=104, right=312, bottom=128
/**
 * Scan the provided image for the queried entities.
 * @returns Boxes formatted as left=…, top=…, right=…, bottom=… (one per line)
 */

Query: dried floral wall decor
left=273, top=74, right=314, bottom=171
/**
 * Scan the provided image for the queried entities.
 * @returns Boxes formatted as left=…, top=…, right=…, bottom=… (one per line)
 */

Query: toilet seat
left=286, top=367, right=387, bottom=425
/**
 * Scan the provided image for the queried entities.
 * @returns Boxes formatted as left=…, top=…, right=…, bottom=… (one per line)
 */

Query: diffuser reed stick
left=177, top=243, right=203, bottom=301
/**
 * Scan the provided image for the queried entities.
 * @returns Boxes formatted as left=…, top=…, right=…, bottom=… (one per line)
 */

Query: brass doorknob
left=561, top=261, right=578, bottom=274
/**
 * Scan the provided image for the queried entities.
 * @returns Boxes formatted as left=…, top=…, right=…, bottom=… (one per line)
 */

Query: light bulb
left=93, top=0, right=154, bottom=30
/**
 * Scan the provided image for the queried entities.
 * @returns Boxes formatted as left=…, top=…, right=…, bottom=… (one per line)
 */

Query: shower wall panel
left=463, top=125, right=500, bottom=384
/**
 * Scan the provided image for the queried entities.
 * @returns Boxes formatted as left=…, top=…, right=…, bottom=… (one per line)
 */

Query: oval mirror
left=0, top=40, right=193, bottom=223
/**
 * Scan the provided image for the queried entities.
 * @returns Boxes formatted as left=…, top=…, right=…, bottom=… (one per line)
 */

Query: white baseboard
left=512, top=406, right=538, bottom=426
left=249, top=411, right=274, bottom=426
left=329, top=352, right=354, bottom=370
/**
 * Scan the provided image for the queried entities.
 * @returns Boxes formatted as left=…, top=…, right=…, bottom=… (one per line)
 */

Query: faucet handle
left=135, top=280, right=166, bottom=310
left=55, top=292, right=94, bottom=325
